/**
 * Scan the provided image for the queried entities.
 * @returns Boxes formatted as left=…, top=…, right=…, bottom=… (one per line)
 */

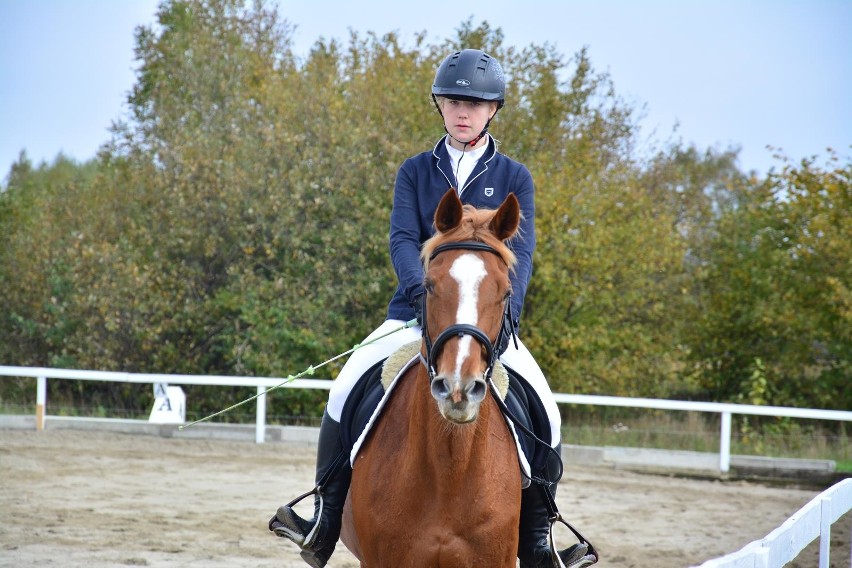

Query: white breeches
left=326, top=319, right=562, bottom=448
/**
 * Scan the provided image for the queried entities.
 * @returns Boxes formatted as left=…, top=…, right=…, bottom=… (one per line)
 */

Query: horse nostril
left=466, top=379, right=487, bottom=403
left=431, top=378, right=451, bottom=400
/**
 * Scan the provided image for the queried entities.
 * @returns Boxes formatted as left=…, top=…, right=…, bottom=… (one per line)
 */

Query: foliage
left=1, top=0, right=848, bottom=418
left=682, top=152, right=851, bottom=410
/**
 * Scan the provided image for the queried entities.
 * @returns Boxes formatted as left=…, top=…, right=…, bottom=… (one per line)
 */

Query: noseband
left=421, top=241, right=513, bottom=382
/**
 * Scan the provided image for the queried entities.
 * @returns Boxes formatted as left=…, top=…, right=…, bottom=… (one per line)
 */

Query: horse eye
left=424, top=280, right=435, bottom=295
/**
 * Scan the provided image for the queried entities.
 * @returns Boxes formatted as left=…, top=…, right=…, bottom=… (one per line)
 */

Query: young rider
left=270, top=48, right=593, bottom=568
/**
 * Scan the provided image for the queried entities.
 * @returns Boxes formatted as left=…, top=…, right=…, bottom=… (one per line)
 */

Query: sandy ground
left=0, top=429, right=849, bottom=568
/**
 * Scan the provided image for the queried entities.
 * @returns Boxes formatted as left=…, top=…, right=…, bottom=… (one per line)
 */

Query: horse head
left=420, top=189, right=520, bottom=424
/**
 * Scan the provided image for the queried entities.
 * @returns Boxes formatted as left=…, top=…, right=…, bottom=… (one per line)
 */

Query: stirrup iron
left=272, top=486, right=324, bottom=547
left=549, top=513, right=599, bottom=568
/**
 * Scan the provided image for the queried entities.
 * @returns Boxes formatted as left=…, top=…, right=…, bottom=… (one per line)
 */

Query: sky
left=1, top=0, right=850, bottom=186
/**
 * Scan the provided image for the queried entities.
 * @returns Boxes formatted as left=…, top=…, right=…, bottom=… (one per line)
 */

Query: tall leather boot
left=269, top=411, right=352, bottom=568
left=518, top=443, right=597, bottom=568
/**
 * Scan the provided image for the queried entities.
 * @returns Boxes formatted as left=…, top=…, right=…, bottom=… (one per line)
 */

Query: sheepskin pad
left=380, top=341, right=509, bottom=399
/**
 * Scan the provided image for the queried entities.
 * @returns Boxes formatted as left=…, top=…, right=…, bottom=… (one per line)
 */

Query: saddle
left=339, top=342, right=557, bottom=481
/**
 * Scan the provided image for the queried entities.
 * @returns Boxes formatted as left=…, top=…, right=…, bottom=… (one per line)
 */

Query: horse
left=341, top=189, right=524, bottom=567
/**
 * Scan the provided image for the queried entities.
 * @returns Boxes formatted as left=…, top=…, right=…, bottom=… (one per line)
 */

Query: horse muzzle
left=430, top=375, right=487, bottom=423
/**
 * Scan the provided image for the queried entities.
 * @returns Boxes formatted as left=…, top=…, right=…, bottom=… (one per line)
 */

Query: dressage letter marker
left=149, top=382, right=186, bottom=424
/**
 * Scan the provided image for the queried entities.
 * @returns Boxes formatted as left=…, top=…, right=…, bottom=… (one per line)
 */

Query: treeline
left=1, top=0, right=849, bottom=418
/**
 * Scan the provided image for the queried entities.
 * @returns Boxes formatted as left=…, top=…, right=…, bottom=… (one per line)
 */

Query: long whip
left=178, top=318, right=419, bottom=430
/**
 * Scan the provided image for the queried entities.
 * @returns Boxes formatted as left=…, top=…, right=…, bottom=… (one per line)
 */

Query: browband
left=429, top=241, right=503, bottom=262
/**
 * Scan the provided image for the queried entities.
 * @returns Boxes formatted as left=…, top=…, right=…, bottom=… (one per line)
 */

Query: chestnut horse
left=342, top=189, right=524, bottom=567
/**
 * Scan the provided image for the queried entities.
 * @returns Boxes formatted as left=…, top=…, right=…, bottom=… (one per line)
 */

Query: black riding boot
left=269, top=411, right=352, bottom=568
left=518, top=444, right=597, bottom=568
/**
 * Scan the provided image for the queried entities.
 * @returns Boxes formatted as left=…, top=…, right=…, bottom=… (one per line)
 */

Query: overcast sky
left=1, top=0, right=850, bottom=185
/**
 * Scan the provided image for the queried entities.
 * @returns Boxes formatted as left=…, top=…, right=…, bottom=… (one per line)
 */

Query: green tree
left=684, top=152, right=851, bottom=409
left=0, top=153, right=100, bottom=368
left=500, top=44, right=692, bottom=398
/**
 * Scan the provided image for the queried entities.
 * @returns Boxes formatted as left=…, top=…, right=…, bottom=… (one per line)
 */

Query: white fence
left=0, top=365, right=333, bottom=444
left=694, top=477, right=852, bottom=568
left=1, top=365, right=851, bottom=471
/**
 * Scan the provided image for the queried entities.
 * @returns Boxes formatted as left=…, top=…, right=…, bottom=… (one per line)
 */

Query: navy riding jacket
left=386, top=135, right=536, bottom=328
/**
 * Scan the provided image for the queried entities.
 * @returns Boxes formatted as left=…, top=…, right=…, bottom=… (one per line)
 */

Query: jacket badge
left=484, top=187, right=494, bottom=197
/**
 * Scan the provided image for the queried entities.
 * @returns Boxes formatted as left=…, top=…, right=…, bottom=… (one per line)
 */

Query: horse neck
left=408, top=362, right=497, bottom=474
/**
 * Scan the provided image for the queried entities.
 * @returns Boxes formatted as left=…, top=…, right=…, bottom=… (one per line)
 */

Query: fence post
left=719, top=411, right=732, bottom=473
left=754, top=545, right=770, bottom=568
left=255, top=386, right=266, bottom=444
left=819, top=494, right=831, bottom=568
left=36, top=376, right=47, bottom=431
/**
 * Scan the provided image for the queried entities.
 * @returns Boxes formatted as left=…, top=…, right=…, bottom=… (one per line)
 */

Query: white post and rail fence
left=694, top=477, right=852, bottom=568
left=2, top=364, right=851, bottom=567
left=1, top=365, right=851, bottom=470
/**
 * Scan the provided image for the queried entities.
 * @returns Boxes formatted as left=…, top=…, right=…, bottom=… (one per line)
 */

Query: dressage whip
left=178, top=318, right=419, bottom=430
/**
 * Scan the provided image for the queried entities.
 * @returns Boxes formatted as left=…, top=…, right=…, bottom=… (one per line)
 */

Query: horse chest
left=348, top=376, right=521, bottom=567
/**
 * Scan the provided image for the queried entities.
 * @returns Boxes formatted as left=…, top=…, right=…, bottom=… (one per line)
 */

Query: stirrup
left=271, top=486, right=323, bottom=548
left=549, top=514, right=599, bottom=568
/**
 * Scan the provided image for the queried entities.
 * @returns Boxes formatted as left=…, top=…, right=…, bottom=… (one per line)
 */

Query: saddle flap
left=339, top=358, right=387, bottom=453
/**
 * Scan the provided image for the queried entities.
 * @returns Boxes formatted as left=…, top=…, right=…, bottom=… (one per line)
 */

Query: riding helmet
left=432, top=49, right=505, bottom=109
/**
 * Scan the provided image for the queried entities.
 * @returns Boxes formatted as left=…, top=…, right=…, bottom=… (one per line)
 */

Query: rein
left=421, top=241, right=515, bottom=383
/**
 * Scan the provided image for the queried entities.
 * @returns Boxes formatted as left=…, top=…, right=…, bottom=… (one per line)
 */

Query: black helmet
left=432, top=49, right=505, bottom=109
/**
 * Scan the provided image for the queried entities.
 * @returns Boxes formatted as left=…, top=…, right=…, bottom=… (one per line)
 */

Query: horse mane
left=421, top=204, right=518, bottom=270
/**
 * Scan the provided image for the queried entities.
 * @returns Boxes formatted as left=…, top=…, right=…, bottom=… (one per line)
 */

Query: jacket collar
left=432, top=135, right=497, bottom=192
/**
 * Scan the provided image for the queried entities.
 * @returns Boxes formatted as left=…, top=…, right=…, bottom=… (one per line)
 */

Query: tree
left=683, top=152, right=851, bottom=409
left=500, top=45, right=691, bottom=398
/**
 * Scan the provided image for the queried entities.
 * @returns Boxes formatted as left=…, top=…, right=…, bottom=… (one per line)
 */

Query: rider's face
left=439, top=97, right=497, bottom=149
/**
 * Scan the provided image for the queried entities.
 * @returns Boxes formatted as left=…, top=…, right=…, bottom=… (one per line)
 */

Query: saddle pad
left=380, top=341, right=509, bottom=399
left=340, top=343, right=552, bottom=483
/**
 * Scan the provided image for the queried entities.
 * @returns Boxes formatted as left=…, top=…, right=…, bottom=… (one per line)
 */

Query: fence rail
left=694, top=478, right=852, bottom=568
left=2, top=365, right=852, bottom=471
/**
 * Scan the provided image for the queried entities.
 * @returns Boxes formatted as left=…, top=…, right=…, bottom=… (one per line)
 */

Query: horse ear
left=489, top=193, right=521, bottom=241
left=434, top=189, right=464, bottom=233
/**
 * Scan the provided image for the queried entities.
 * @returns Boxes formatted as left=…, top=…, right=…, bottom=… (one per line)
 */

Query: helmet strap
left=431, top=94, right=444, bottom=118
left=467, top=117, right=492, bottom=147
left=466, top=109, right=498, bottom=147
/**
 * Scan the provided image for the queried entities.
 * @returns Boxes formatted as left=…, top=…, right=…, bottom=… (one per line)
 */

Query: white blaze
left=449, top=254, right=487, bottom=379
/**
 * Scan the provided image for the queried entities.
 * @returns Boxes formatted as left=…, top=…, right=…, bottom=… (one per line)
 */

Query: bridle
left=420, top=241, right=515, bottom=383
